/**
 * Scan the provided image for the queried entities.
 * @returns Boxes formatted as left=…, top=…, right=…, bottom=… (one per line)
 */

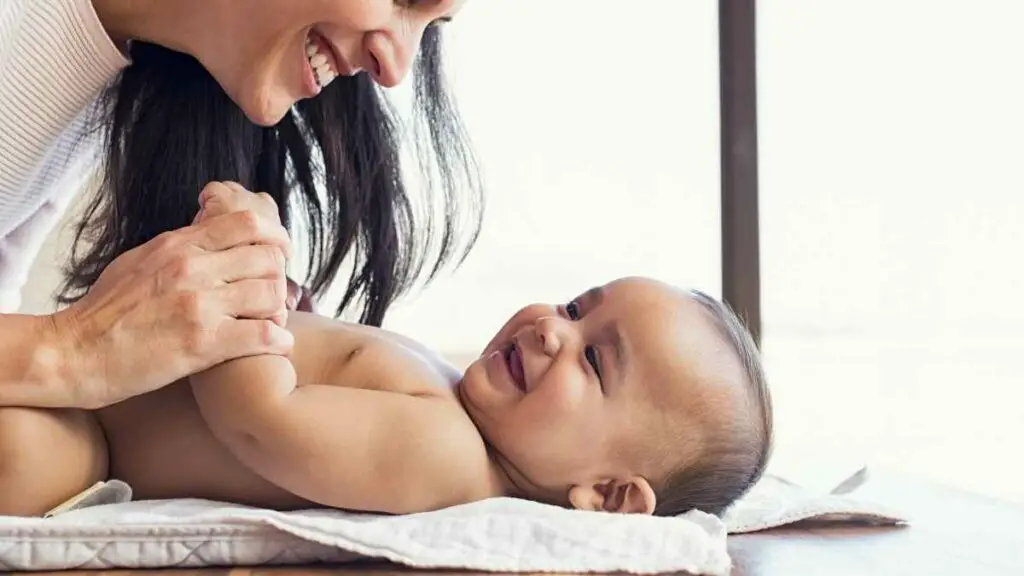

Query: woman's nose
left=369, top=14, right=440, bottom=87
left=364, top=32, right=408, bottom=88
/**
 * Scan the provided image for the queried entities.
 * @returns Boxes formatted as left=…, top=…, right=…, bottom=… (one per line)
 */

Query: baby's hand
left=287, top=278, right=317, bottom=314
left=192, top=181, right=280, bottom=230
left=191, top=181, right=315, bottom=316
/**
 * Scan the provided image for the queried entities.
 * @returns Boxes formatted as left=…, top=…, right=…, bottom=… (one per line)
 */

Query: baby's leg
left=0, top=408, right=109, bottom=516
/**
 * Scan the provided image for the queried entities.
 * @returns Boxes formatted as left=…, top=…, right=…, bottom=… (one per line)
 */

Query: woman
left=0, top=0, right=479, bottom=512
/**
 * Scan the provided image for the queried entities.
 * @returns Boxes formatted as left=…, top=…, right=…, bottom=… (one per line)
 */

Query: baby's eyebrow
left=581, top=286, right=605, bottom=306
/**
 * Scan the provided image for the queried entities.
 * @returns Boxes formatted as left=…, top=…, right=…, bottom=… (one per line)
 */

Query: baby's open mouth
left=505, top=342, right=527, bottom=393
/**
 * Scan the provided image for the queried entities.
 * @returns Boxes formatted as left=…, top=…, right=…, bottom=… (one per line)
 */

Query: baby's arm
left=189, top=349, right=490, bottom=514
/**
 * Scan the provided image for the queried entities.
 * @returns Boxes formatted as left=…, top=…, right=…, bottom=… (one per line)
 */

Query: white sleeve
left=0, top=195, right=70, bottom=313
left=0, top=0, right=128, bottom=312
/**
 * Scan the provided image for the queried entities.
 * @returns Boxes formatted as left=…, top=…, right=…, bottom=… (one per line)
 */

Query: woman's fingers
left=50, top=181, right=301, bottom=409
left=213, top=319, right=295, bottom=364
left=189, top=210, right=293, bottom=259
left=177, top=246, right=290, bottom=325
left=214, top=278, right=289, bottom=322
left=199, top=181, right=280, bottom=222
left=193, top=244, right=287, bottom=285
left=188, top=181, right=293, bottom=328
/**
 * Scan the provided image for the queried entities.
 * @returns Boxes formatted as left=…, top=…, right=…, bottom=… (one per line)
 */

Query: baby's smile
left=505, top=342, right=527, bottom=393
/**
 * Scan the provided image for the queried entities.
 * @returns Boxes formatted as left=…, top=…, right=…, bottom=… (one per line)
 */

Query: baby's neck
left=451, top=382, right=516, bottom=498
left=484, top=450, right=569, bottom=509
left=484, top=447, right=531, bottom=500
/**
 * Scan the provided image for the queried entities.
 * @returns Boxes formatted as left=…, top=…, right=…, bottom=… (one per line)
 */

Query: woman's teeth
left=306, top=36, right=338, bottom=89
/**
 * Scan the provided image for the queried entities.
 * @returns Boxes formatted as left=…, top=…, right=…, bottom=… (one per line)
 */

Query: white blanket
left=0, top=468, right=906, bottom=575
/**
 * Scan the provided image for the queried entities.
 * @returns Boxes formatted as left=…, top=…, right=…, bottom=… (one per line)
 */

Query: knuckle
left=254, top=320, right=277, bottom=347
left=164, top=254, right=194, bottom=282
left=256, top=192, right=278, bottom=210
left=265, top=278, right=287, bottom=308
left=176, top=293, right=213, bottom=355
left=206, top=183, right=237, bottom=204
left=235, top=209, right=262, bottom=233
left=204, top=181, right=231, bottom=194
left=262, top=245, right=286, bottom=276
left=201, top=182, right=229, bottom=202
left=150, top=230, right=179, bottom=254
left=203, top=197, right=225, bottom=213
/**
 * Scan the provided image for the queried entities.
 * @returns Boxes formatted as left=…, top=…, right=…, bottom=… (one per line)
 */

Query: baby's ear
left=568, top=477, right=656, bottom=515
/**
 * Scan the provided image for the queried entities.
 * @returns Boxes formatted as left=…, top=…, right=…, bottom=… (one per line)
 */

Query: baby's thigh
left=0, top=407, right=109, bottom=516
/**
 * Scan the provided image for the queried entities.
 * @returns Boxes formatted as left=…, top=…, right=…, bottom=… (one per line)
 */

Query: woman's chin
left=235, top=87, right=295, bottom=127
left=245, top=101, right=292, bottom=128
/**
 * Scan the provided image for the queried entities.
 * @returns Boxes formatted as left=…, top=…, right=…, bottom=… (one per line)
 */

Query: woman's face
left=181, top=0, right=465, bottom=125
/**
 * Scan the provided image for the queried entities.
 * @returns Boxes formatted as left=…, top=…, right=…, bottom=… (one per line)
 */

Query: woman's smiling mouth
left=304, top=29, right=340, bottom=92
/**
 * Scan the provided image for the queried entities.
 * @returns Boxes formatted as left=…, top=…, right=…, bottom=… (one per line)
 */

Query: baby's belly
left=95, top=381, right=310, bottom=509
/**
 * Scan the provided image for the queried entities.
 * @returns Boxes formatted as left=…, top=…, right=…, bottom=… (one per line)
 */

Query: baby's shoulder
left=346, top=337, right=461, bottom=398
left=287, top=312, right=460, bottom=397
left=399, top=397, right=506, bottom=508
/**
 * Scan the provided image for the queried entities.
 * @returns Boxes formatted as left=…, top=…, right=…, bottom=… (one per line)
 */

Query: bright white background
left=373, top=0, right=723, bottom=352
left=22, top=1, right=1024, bottom=502
left=756, top=0, right=1024, bottom=500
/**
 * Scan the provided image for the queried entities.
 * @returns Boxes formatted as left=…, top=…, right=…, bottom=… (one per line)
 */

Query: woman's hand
left=50, top=182, right=296, bottom=409
left=193, top=182, right=317, bottom=316
left=194, top=182, right=317, bottom=316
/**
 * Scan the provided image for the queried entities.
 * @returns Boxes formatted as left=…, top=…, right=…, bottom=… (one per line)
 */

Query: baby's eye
left=585, top=345, right=603, bottom=385
left=565, top=300, right=581, bottom=320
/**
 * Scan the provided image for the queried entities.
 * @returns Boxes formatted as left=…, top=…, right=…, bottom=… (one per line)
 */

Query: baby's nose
left=535, top=317, right=563, bottom=356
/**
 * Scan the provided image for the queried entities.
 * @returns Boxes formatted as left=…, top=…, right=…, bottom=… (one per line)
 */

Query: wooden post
left=719, top=0, right=762, bottom=345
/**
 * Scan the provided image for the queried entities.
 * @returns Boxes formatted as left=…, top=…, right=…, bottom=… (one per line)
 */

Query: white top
left=0, top=0, right=128, bottom=312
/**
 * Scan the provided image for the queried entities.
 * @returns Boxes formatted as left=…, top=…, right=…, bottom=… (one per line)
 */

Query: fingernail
left=286, top=295, right=297, bottom=310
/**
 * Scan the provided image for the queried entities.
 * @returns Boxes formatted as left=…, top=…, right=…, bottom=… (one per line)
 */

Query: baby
left=9, top=277, right=772, bottom=517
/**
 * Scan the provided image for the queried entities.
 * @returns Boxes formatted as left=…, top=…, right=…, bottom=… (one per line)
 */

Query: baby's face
left=459, top=277, right=749, bottom=512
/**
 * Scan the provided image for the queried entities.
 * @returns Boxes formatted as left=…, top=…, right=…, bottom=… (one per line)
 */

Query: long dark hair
left=60, top=26, right=481, bottom=326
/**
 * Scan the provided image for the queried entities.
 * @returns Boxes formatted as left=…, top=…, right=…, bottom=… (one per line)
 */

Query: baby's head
left=459, top=277, right=772, bottom=516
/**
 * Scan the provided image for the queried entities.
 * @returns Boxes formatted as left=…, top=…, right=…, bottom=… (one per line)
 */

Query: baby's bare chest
left=94, top=315, right=464, bottom=506
left=288, top=314, right=462, bottom=397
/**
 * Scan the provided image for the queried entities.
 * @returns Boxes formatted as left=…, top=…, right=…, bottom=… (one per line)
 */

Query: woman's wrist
left=0, top=313, right=71, bottom=407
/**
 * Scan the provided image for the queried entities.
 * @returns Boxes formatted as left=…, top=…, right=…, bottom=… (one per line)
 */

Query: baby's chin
left=457, top=355, right=485, bottom=389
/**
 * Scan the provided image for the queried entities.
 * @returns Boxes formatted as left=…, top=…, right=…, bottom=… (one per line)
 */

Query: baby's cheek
left=481, top=304, right=555, bottom=355
left=540, top=367, right=592, bottom=413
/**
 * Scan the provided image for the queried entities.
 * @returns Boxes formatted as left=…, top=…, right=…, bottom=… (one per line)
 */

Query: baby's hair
left=653, top=290, right=773, bottom=517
